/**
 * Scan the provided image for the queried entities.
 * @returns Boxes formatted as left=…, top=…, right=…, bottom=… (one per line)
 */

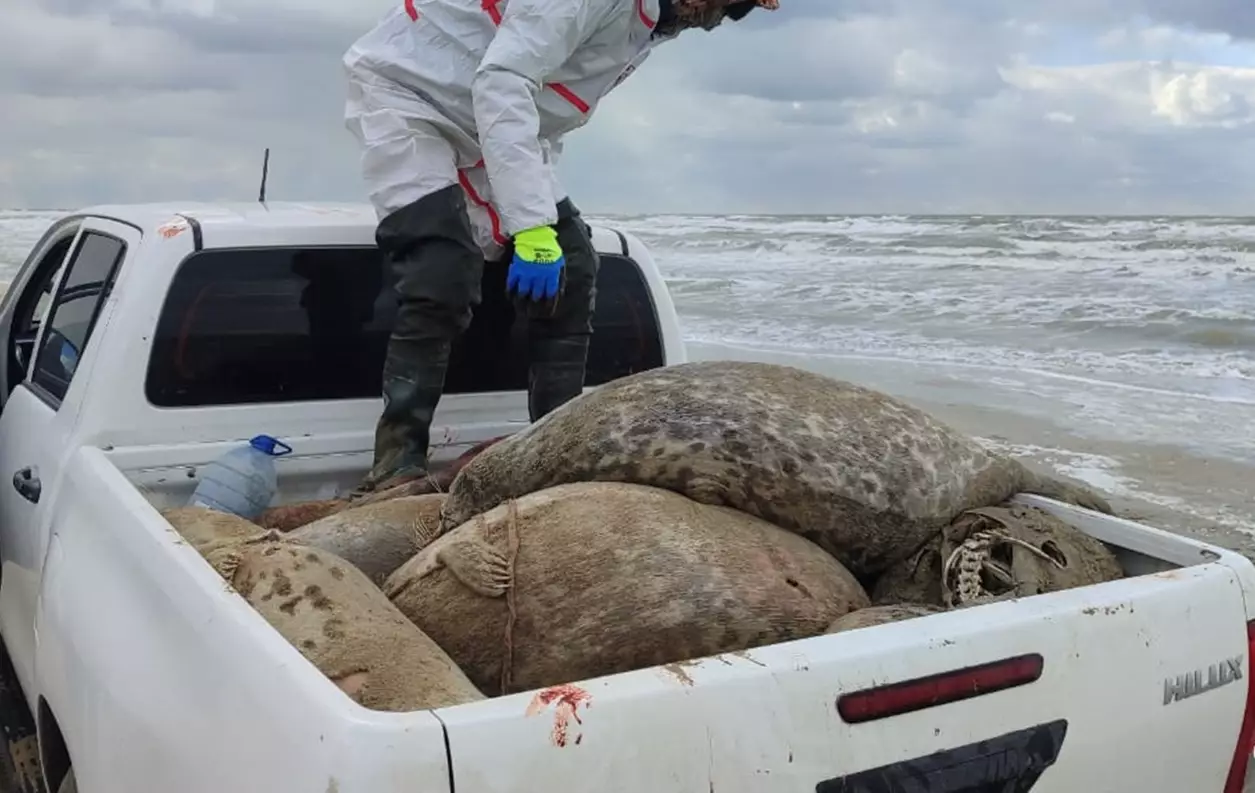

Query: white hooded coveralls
left=343, top=0, right=667, bottom=261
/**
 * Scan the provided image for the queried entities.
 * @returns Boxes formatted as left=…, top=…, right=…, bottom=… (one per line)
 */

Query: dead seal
left=231, top=540, right=485, bottom=712
left=256, top=435, right=508, bottom=532
left=286, top=494, right=446, bottom=583
left=873, top=500, right=1126, bottom=608
left=161, top=506, right=483, bottom=711
left=441, top=360, right=1113, bottom=578
left=385, top=481, right=868, bottom=696
left=825, top=604, right=946, bottom=634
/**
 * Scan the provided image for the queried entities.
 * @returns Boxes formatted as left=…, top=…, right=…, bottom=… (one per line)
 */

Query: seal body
left=385, top=481, right=868, bottom=696
left=441, top=360, right=1113, bottom=577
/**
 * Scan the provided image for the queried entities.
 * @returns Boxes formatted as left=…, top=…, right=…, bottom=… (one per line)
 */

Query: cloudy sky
left=4, top=0, right=1255, bottom=214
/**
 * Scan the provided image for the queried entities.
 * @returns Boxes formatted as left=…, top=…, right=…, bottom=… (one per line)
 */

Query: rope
left=499, top=498, right=521, bottom=695
left=941, top=528, right=1065, bottom=606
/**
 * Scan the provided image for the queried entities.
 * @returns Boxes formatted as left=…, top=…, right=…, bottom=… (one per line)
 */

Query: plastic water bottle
left=188, top=435, right=293, bottom=521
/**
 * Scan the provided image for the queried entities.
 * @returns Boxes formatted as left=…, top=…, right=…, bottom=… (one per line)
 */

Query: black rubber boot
left=523, top=197, right=600, bottom=423
left=357, top=184, right=483, bottom=495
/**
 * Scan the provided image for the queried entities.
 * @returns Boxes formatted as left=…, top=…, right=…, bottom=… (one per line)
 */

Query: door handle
left=12, top=467, right=40, bottom=504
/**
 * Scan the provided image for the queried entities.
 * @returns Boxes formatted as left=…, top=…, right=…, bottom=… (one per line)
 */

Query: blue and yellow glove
left=507, top=225, right=565, bottom=302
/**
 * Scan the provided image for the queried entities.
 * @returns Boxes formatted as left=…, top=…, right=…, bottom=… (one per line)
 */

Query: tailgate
left=434, top=562, right=1250, bottom=792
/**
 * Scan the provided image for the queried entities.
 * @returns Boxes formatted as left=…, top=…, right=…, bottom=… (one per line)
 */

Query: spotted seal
left=385, top=481, right=868, bottom=696
left=440, top=360, right=1113, bottom=578
left=286, top=494, right=447, bottom=583
left=162, top=506, right=485, bottom=712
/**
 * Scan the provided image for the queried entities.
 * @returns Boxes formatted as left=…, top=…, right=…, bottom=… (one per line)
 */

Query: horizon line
left=3, top=207, right=1254, bottom=220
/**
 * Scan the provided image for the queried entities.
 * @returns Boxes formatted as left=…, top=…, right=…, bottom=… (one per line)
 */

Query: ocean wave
left=679, top=321, right=1255, bottom=394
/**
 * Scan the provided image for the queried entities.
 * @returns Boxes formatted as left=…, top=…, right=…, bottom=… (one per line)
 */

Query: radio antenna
left=258, top=147, right=271, bottom=204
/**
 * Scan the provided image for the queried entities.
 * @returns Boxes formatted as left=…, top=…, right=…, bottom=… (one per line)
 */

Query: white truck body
left=0, top=202, right=1253, bottom=793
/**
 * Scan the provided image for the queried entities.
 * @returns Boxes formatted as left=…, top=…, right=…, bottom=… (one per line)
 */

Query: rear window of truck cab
left=144, top=245, right=666, bottom=407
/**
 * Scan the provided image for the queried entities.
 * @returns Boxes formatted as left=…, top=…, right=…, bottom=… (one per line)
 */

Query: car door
left=0, top=217, right=137, bottom=700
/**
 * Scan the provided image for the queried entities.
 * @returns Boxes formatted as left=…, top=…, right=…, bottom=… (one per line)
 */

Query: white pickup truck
left=1, top=201, right=1254, bottom=793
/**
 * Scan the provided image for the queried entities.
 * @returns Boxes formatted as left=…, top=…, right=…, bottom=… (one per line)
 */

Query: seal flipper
left=439, top=534, right=512, bottom=598
left=412, top=513, right=443, bottom=551
left=1018, top=468, right=1113, bottom=514
left=382, top=546, right=448, bottom=599
left=201, top=529, right=285, bottom=581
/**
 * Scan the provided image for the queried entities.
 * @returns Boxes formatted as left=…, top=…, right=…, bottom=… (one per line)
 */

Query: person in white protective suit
left=342, top=0, right=779, bottom=495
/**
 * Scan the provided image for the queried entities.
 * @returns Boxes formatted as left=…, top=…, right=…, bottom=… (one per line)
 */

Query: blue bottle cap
left=249, top=435, right=293, bottom=457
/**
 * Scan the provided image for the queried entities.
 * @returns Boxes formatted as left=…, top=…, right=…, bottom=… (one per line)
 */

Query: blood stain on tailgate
left=525, top=684, right=593, bottom=748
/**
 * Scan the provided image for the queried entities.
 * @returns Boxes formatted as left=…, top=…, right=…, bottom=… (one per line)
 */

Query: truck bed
left=73, top=433, right=1255, bottom=791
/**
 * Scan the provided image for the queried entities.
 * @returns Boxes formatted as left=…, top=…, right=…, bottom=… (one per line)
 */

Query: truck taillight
left=836, top=653, right=1043, bottom=724
left=1224, top=621, right=1255, bottom=793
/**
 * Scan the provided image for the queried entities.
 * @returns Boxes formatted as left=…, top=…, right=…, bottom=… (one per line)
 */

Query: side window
left=5, top=234, right=75, bottom=396
left=145, top=246, right=666, bottom=407
left=30, top=232, right=126, bottom=405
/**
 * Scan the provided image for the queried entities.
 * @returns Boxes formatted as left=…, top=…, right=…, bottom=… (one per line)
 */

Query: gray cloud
left=4, top=0, right=1255, bottom=213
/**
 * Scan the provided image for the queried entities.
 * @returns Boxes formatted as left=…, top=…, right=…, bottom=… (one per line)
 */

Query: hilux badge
left=1164, top=656, right=1244, bottom=705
